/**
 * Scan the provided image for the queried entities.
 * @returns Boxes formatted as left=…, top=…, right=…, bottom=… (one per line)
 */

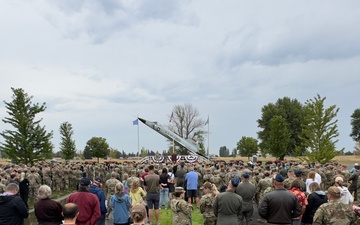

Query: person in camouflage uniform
left=105, top=172, right=120, bottom=219
left=62, top=166, right=70, bottom=190
left=0, top=179, right=5, bottom=194
left=210, top=170, right=224, bottom=192
left=171, top=187, right=193, bottom=225
left=52, top=165, right=62, bottom=191
left=200, top=182, right=218, bottom=225
left=42, top=165, right=52, bottom=188
left=256, top=171, right=272, bottom=224
left=313, top=186, right=360, bottom=225
left=324, top=165, right=335, bottom=190
left=27, top=167, right=41, bottom=199
left=127, top=170, right=140, bottom=190
left=284, top=169, right=296, bottom=190
left=69, top=166, right=78, bottom=190
left=203, top=168, right=213, bottom=183
left=256, top=171, right=272, bottom=204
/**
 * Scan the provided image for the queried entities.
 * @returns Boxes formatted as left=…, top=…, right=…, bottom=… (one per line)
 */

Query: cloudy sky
left=1, top=0, right=360, bottom=156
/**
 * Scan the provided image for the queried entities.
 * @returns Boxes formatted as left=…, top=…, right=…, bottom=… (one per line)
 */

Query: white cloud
left=0, top=0, right=359, bottom=155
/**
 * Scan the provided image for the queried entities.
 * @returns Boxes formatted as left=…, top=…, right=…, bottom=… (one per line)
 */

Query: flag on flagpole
left=205, top=117, right=209, bottom=125
left=169, top=112, right=174, bottom=122
left=133, top=119, right=138, bottom=125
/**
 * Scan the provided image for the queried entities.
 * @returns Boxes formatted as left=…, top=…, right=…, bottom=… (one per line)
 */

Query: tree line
left=1, top=88, right=360, bottom=165
left=232, top=95, right=360, bottom=164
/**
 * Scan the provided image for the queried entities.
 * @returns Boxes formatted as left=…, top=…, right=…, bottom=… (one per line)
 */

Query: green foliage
left=140, top=147, right=148, bottom=158
left=219, top=146, right=229, bottom=157
left=0, top=88, right=53, bottom=165
left=300, top=94, right=342, bottom=164
left=196, top=133, right=206, bottom=155
left=355, top=141, right=360, bottom=157
left=83, top=137, right=110, bottom=162
left=108, top=147, right=120, bottom=159
left=237, top=136, right=258, bottom=160
left=59, top=122, right=76, bottom=161
left=350, top=108, right=360, bottom=142
left=268, top=116, right=290, bottom=160
left=257, top=97, right=306, bottom=157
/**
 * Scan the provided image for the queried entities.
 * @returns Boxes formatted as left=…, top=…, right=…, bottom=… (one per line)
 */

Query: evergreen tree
left=300, top=94, right=342, bottom=164
left=350, top=108, right=360, bottom=142
left=0, top=88, right=53, bottom=165
left=219, top=146, right=229, bottom=157
left=59, top=122, right=76, bottom=161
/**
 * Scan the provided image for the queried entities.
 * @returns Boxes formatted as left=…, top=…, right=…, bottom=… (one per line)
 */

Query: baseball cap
left=335, top=176, right=343, bottom=183
left=174, top=187, right=185, bottom=193
left=94, top=177, right=102, bottom=184
left=274, top=174, right=284, bottom=182
left=231, top=177, right=240, bottom=187
left=294, top=170, right=302, bottom=176
left=220, top=184, right=227, bottom=192
left=80, top=177, right=91, bottom=186
left=201, top=182, right=213, bottom=190
left=242, top=172, right=250, bottom=179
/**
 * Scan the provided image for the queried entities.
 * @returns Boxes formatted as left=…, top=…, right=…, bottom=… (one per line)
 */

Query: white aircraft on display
left=138, top=117, right=208, bottom=160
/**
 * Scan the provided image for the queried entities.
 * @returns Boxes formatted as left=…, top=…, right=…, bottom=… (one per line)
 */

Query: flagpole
left=207, top=115, right=209, bottom=156
left=137, top=116, right=140, bottom=157
left=170, top=112, right=175, bottom=154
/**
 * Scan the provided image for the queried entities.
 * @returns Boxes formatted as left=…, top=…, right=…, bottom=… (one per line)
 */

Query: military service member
left=200, top=182, right=218, bottom=225
left=105, top=172, right=120, bottom=219
left=313, top=186, right=359, bottom=225
left=171, top=187, right=193, bottom=225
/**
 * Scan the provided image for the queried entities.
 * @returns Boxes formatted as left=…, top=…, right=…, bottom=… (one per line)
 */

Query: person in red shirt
left=66, top=177, right=100, bottom=225
left=288, top=179, right=308, bottom=225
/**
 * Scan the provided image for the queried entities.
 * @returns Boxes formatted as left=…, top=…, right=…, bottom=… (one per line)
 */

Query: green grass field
left=155, top=205, right=204, bottom=225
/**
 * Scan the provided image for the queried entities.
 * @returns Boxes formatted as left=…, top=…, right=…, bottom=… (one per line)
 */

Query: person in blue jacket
left=89, top=177, right=107, bottom=225
left=111, top=182, right=132, bottom=225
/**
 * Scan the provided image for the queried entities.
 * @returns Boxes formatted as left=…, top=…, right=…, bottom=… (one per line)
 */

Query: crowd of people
left=0, top=159, right=360, bottom=225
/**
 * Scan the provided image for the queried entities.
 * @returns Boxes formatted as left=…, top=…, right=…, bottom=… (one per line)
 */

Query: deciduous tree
left=268, top=116, right=290, bottom=159
left=169, top=103, right=206, bottom=155
left=237, top=136, right=258, bottom=160
left=257, top=97, right=306, bottom=158
left=0, top=88, right=53, bottom=165
left=83, top=137, right=110, bottom=162
left=300, top=94, right=342, bottom=164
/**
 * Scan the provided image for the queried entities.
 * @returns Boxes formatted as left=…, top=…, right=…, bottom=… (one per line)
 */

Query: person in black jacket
left=19, top=171, right=30, bottom=208
left=0, top=183, right=29, bottom=225
left=301, top=182, right=328, bottom=225
left=348, top=166, right=359, bottom=201
left=258, top=174, right=301, bottom=225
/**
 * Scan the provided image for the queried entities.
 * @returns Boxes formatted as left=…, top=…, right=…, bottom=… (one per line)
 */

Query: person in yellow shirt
left=130, top=179, right=146, bottom=205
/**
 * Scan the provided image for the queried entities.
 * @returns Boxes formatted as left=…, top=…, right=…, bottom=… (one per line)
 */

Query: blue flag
left=133, top=119, right=138, bottom=125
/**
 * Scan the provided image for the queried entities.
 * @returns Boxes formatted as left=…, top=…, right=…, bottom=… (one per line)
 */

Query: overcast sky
left=1, top=0, right=360, bottom=156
